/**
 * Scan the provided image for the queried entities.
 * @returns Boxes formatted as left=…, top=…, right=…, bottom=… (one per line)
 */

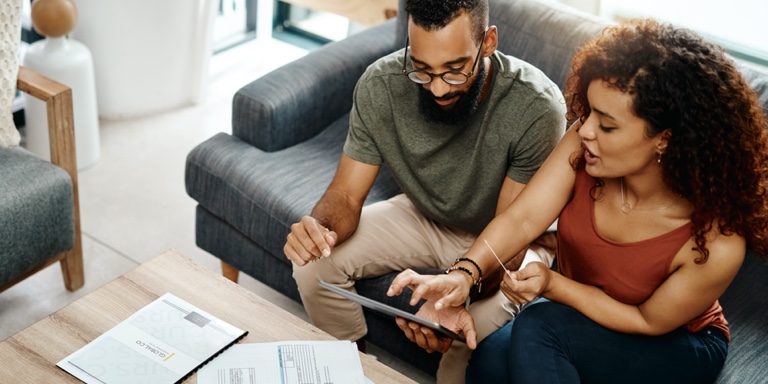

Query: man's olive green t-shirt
left=344, top=50, right=566, bottom=235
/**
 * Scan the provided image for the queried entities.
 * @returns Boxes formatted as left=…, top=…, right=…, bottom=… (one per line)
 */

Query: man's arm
left=284, top=153, right=380, bottom=266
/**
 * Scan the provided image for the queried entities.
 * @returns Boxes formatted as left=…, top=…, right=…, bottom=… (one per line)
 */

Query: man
left=283, top=0, right=565, bottom=381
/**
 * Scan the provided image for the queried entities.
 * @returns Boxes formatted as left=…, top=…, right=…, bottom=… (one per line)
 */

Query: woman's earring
left=657, top=152, right=662, bottom=163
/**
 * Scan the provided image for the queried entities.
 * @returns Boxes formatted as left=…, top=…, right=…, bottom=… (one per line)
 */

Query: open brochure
left=197, top=340, right=370, bottom=384
left=57, top=292, right=248, bottom=384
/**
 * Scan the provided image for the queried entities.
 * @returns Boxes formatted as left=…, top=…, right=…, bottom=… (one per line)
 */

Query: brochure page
left=57, top=292, right=247, bottom=384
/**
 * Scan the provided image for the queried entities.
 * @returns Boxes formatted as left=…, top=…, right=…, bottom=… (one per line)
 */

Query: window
left=598, top=0, right=768, bottom=67
left=270, top=0, right=396, bottom=50
left=213, top=0, right=259, bottom=53
left=272, top=1, right=350, bottom=49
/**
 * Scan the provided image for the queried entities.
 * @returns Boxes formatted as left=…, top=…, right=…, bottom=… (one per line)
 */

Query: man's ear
left=483, top=25, right=498, bottom=57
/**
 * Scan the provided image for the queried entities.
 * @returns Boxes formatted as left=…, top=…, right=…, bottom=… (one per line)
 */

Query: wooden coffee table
left=0, top=249, right=416, bottom=383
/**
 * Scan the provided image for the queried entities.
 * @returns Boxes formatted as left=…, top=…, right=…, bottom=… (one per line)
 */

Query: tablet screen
left=318, top=280, right=465, bottom=342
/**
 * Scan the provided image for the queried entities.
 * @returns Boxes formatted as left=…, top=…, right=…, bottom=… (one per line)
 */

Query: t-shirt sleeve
left=507, top=85, right=567, bottom=183
left=343, top=73, right=384, bottom=165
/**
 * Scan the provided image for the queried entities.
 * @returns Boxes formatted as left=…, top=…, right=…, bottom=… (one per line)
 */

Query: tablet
left=318, top=280, right=465, bottom=342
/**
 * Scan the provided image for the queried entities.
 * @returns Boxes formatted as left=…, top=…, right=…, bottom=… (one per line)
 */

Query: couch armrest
left=232, top=19, right=398, bottom=152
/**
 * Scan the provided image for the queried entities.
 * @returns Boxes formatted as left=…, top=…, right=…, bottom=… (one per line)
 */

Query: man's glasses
left=401, top=30, right=487, bottom=85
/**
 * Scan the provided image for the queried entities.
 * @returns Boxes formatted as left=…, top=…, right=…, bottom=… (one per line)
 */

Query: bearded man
left=284, top=0, right=565, bottom=381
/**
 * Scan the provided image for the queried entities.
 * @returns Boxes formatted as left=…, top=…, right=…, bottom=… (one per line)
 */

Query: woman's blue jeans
left=466, top=299, right=727, bottom=384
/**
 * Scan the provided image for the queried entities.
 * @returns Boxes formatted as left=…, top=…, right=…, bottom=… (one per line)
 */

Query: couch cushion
left=233, top=21, right=397, bottom=152
left=734, top=61, right=768, bottom=116
left=185, top=114, right=401, bottom=264
left=716, top=250, right=768, bottom=382
left=492, top=0, right=608, bottom=90
left=0, top=147, right=74, bottom=286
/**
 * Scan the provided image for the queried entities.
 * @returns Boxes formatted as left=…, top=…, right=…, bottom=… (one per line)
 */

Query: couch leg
left=221, top=261, right=239, bottom=283
left=60, top=246, right=84, bottom=291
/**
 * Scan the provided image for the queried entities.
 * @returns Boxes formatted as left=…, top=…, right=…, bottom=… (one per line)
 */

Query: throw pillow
left=1, top=0, right=22, bottom=147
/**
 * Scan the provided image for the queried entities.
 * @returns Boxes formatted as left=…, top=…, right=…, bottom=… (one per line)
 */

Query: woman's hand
left=500, top=261, right=552, bottom=304
left=388, top=269, right=473, bottom=309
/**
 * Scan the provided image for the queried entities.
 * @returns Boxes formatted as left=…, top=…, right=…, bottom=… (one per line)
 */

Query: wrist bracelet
left=445, top=265, right=482, bottom=293
left=456, top=257, right=483, bottom=282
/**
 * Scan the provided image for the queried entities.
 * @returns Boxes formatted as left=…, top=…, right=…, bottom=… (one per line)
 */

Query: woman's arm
left=507, top=230, right=745, bottom=335
left=389, top=123, right=583, bottom=309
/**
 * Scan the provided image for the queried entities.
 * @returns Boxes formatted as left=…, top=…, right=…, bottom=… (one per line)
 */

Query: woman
left=387, top=19, right=768, bottom=383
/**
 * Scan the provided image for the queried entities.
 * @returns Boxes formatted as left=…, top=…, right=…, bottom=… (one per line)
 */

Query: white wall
left=558, top=0, right=601, bottom=15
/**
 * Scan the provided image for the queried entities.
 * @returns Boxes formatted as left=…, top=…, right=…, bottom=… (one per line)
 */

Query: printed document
left=198, top=340, right=369, bottom=384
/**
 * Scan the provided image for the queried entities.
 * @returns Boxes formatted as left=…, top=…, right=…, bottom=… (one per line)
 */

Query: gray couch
left=185, top=0, right=768, bottom=380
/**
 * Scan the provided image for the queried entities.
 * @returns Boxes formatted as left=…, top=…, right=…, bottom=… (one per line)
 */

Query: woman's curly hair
left=565, top=19, right=768, bottom=262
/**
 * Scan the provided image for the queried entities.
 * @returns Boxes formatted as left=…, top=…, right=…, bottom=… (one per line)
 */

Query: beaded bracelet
left=456, top=257, right=483, bottom=282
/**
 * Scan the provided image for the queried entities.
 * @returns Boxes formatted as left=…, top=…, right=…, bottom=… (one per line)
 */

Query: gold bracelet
left=445, top=265, right=482, bottom=293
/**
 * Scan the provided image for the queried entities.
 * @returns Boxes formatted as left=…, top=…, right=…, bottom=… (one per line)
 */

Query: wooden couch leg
left=221, top=261, right=239, bottom=283
left=60, top=246, right=84, bottom=291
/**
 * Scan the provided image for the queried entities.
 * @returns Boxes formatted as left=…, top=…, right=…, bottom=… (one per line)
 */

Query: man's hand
left=395, top=299, right=478, bottom=353
left=284, top=215, right=338, bottom=266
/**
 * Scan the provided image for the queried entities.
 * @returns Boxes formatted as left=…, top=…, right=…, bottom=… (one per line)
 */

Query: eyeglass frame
left=401, top=29, right=487, bottom=85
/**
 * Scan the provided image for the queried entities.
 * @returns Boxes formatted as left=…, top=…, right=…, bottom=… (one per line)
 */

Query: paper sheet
left=198, top=340, right=372, bottom=384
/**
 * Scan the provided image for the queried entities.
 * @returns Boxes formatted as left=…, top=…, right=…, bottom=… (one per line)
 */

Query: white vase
left=23, top=36, right=100, bottom=169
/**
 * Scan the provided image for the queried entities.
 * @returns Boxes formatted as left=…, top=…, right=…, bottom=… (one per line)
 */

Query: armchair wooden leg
left=59, top=156, right=83, bottom=291
left=221, top=261, right=240, bottom=283
left=60, top=245, right=84, bottom=291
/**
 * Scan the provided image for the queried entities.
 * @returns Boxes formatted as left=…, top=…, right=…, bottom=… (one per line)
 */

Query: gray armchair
left=1, top=67, right=83, bottom=293
left=186, top=0, right=768, bottom=379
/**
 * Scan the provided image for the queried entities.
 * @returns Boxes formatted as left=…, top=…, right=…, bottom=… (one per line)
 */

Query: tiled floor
left=1, top=36, right=435, bottom=384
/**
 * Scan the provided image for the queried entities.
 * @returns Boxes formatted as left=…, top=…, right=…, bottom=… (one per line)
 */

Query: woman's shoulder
left=677, top=225, right=746, bottom=276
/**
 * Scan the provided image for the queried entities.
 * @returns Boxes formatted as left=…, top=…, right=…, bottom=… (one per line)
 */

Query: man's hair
left=405, top=0, right=488, bottom=43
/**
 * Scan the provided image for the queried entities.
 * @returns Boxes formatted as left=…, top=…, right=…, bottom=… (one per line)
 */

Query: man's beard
left=417, top=61, right=488, bottom=125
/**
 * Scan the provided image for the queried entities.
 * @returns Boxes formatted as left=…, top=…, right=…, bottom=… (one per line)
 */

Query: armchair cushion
left=0, top=146, right=74, bottom=287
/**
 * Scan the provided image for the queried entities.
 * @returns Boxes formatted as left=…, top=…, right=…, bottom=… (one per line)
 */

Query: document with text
left=57, top=293, right=248, bottom=384
left=197, top=340, right=370, bottom=384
